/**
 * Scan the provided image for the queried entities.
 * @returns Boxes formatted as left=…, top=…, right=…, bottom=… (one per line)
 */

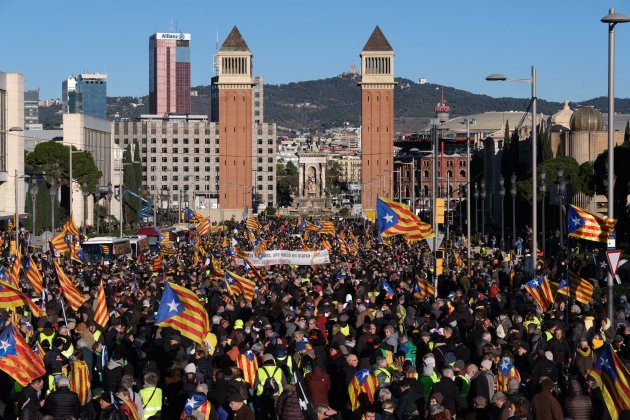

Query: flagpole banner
left=236, top=250, right=330, bottom=266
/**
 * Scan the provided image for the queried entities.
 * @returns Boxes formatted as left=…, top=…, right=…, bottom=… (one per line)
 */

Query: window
left=267, top=148, right=273, bottom=153
left=183, top=157, right=189, bottom=163
left=194, top=138, right=200, bottom=144
left=205, top=148, right=210, bottom=153
left=183, top=148, right=189, bottom=154
left=162, top=138, right=168, bottom=144
left=205, top=138, right=210, bottom=144
left=194, top=148, right=199, bottom=154
left=173, top=157, right=178, bottom=163
left=151, top=138, right=157, bottom=144
left=268, top=176, right=274, bottom=181
left=194, top=157, right=200, bottom=163
left=150, top=148, right=157, bottom=153
left=162, top=157, right=168, bottom=163
left=267, top=185, right=273, bottom=190
left=183, top=138, right=189, bottom=144
left=460, top=170, right=466, bottom=178
left=142, top=138, right=147, bottom=144
left=173, top=176, right=179, bottom=182
left=205, top=166, right=211, bottom=171
left=162, top=176, right=168, bottom=181
left=172, top=148, right=178, bottom=154
left=161, top=148, right=167, bottom=153
left=141, top=147, right=147, bottom=153
left=184, top=166, right=189, bottom=172
left=257, top=157, right=263, bottom=163
left=257, top=148, right=263, bottom=154
left=268, top=166, right=273, bottom=172
left=215, top=148, right=219, bottom=154
left=150, top=176, right=156, bottom=182
left=268, top=139, right=274, bottom=145
left=205, top=157, right=210, bottom=162
left=257, top=139, right=263, bottom=145
left=267, top=157, right=273, bottom=163
left=161, top=166, right=168, bottom=171
left=173, top=138, right=178, bottom=144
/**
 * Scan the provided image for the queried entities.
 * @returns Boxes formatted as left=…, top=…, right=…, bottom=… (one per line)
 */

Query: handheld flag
left=94, top=282, right=109, bottom=328
left=155, top=282, right=210, bottom=344
left=181, top=393, right=212, bottom=420
left=50, top=230, right=70, bottom=254
left=246, top=216, right=262, bottom=232
left=0, top=280, right=45, bottom=317
left=413, top=276, right=435, bottom=299
left=557, top=272, right=594, bottom=304
left=496, top=358, right=521, bottom=392
left=54, top=262, right=87, bottom=311
left=381, top=279, right=396, bottom=298
left=589, top=344, right=630, bottom=418
left=10, top=248, right=21, bottom=286
left=63, top=215, right=80, bottom=236
left=0, top=324, right=46, bottom=386
left=152, top=254, right=163, bottom=272
left=524, top=276, right=555, bottom=312
left=236, top=350, right=259, bottom=387
left=377, top=197, right=435, bottom=241
left=23, top=257, right=43, bottom=294
left=224, top=271, right=256, bottom=303
left=69, top=360, right=91, bottom=405
left=567, top=205, right=616, bottom=243
left=348, top=369, right=378, bottom=413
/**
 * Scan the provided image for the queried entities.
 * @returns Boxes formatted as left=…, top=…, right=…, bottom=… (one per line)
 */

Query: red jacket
left=305, top=366, right=331, bottom=406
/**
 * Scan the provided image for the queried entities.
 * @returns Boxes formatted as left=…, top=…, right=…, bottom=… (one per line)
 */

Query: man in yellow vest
left=139, top=371, right=162, bottom=420
left=254, top=354, right=286, bottom=398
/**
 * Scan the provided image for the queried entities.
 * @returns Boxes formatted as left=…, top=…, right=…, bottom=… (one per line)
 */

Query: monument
left=295, top=135, right=331, bottom=213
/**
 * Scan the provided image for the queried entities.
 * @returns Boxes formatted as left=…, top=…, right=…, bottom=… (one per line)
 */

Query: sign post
left=606, top=249, right=623, bottom=320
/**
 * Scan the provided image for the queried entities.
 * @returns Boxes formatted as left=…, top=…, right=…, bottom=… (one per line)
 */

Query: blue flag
left=155, top=283, right=184, bottom=324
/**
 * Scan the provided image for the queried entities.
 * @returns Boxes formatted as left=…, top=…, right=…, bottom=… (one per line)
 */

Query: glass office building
left=149, top=32, right=191, bottom=115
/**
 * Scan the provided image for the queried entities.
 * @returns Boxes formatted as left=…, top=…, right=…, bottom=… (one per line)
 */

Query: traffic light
left=436, top=258, right=444, bottom=275
left=447, top=212, right=454, bottom=225
left=436, top=198, right=445, bottom=224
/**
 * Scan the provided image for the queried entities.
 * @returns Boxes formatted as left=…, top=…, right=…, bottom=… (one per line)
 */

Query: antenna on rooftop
left=213, top=27, right=219, bottom=75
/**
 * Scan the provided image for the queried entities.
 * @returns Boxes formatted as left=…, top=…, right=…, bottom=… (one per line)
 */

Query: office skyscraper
left=62, top=73, right=107, bottom=119
left=24, top=89, right=39, bottom=128
left=149, top=32, right=191, bottom=115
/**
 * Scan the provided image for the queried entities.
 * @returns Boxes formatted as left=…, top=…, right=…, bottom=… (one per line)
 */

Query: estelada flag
left=236, top=350, right=259, bottom=387
left=152, top=254, right=163, bottom=272
left=224, top=271, right=256, bottom=303
left=69, top=360, right=91, bottom=405
left=0, top=324, right=46, bottom=386
left=589, top=344, right=630, bottom=418
left=93, top=282, right=109, bottom=328
left=50, top=231, right=70, bottom=254
left=413, top=276, right=435, bottom=299
left=524, top=275, right=555, bottom=312
left=496, top=358, right=521, bottom=392
left=348, top=369, right=378, bottom=413
left=377, top=197, right=435, bottom=241
left=567, top=205, right=616, bottom=243
left=9, top=248, right=21, bottom=286
left=0, top=280, right=45, bottom=317
left=155, top=282, right=210, bottom=344
left=558, top=271, right=594, bottom=304
left=54, top=262, right=87, bottom=311
left=23, top=256, right=43, bottom=294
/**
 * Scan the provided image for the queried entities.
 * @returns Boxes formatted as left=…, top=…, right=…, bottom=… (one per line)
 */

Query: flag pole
left=60, top=296, right=68, bottom=327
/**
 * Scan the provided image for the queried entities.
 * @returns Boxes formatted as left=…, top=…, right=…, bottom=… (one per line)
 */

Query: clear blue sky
left=3, top=0, right=630, bottom=104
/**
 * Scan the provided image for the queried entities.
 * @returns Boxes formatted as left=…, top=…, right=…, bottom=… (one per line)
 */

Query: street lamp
left=557, top=169, right=566, bottom=247
left=30, top=176, right=39, bottom=235
left=602, top=7, right=630, bottom=321
left=510, top=173, right=517, bottom=249
left=458, top=187, right=465, bottom=228
left=480, top=182, right=486, bottom=238
left=474, top=183, right=479, bottom=235
left=49, top=179, right=57, bottom=233
left=487, top=66, right=538, bottom=274
left=462, top=118, right=476, bottom=274
left=539, top=170, right=547, bottom=257
left=82, top=182, right=90, bottom=231
left=69, top=148, right=85, bottom=223
left=499, top=176, right=505, bottom=251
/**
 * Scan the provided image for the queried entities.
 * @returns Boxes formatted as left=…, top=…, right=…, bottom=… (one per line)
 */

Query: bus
left=82, top=237, right=132, bottom=263
left=135, top=227, right=162, bottom=252
left=122, top=235, right=150, bottom=259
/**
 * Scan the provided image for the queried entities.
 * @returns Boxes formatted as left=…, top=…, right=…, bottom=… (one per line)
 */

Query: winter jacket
left=563, top=380, right=591, bottom=420
left=305, top=366, right=331, bottom=406
left=16, top=385, right=42, bottom=419
left=275, top=387, right=303, bottom=420
left=42, top=386, right=81, bottom=420
left=531, top=391, right=563, bottom=420
left=432, top=377, right=463, bottom=416
left=105, top=359, right=124, bottom=392
left=397, top=386, right=424, bottom=420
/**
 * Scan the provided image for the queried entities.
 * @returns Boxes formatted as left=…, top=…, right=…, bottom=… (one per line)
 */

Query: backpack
left=494, top=315, right=512, bottom=339
left=261, top=366, right=281, bottom=396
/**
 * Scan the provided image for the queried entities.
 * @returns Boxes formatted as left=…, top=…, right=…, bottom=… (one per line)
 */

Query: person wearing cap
left=531, top=378, right=563, bottom=420
left=42, top=375, right=81, bottom=419
left=94, top=390, right=124, bottom=420
left=228, top=393, right=255, bottom=420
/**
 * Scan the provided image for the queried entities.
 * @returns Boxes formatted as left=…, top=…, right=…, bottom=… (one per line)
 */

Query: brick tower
left=360, top=26, right=395, bottom=211
left=213, top=26, right=254, bottom=213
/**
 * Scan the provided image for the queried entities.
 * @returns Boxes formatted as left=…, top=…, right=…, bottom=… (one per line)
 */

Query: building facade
left=24, top=89, right=40, bottom=128
left=149, top=32, right=191, bottom=115
left=62, top=73, right=107, bottom=119
left=360, top=26, right=395, bottom=210
left=0, top=72, right=26, bottom=224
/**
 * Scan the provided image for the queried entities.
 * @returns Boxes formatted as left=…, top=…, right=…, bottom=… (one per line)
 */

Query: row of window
left=144, top=147, right=218, bottom=154
left=146, top=156, right=216, bottom=163
left=146, top=166, right=274, bottom=173
left=420, top=160, right=467, bottom=168
left=145, top=183, right=275, bottom=192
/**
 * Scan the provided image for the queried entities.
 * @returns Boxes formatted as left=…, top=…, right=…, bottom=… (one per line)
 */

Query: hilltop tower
left=212, top=26, right=255, bottom=213
left=360, top=26, right=395, bottom=210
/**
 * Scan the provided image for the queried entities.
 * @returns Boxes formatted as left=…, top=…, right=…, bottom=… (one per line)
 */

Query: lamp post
left=458, top=187, right=464, bottom=228
left=539, top=170, right=547, bottom=257
left=557, top=169, right=566, bottom=248
left=480, top=182, right=486, bottom=238
left=68, top=149, right=84, bottom=222
left=30, top=177, right=39, bottom=235
left=162, top=187, right=170, bottom=226
left=105, top=184, right=112, bottom=234
left=602, top=8, right=630, bottom=321
left=511, top=174, right=517, bottom=249
left=487, top=66, right=538, bottom=274
left=119, top=161, right=140, bottom=236
left=474, top=183, right=479, bottom=235
left=499, top=176, right=505, bottom=251
left=463, top=118, right=476, bottom=274
left=49, top=179, right=57, bottom=233
left=82, top=182, right=90, bottom=231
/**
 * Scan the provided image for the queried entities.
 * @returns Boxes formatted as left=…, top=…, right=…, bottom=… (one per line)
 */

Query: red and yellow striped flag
left=94, top=282, right=109, bottom=328
left=10, top=248, right=21, bottom=286
left=155, top=282, right=210, bottom=345
left=23, top=257, right=43, bottom=294
left=0, top=325, right=46, bottom=386
left=0, top=280, right=45, bottom=317
left=63, top=215, right=79, bottom=236
left=50, top=231, right=70, bottom=254
left=236, top=350, right=259, bottom=387
left=152, top=254, right=163, bottom=272
left=69, top=360, right=91, bottom=405
left=54, top=262, right=86, bottom=311
left=567, top=205, right=616, bottom=243
left=348, top=369, right=378, bottom=413
left=558, top=272, right=594, bottom=304
left=224, top=271, right=256, bottom=303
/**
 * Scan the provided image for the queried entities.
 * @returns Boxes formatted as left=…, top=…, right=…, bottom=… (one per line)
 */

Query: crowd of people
left=0, top=216, right=629, bottom=420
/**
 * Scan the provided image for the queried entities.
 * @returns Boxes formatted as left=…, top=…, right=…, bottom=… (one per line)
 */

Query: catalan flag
left=348, top=369, right=378, bottom=413
left=413, top=276, right=435, bottom=299
left=49, top=230, right=70, bottom=254
left=246, top=216, right=262, bottom=232
left=589, top=344, right=630, bottom=418
left=0, top=280, right=45, bottom=317
left=155, top=282, right=210, bottom=344
left=180, top=393, right=212, bottom=420
left=152, top=254, right=163, bottom=272
left=453, top=251, right=466, bottom=268
left=252, top=237, right=267, bottom=258
left=321, top=239, right=332, bottom=250
left=211, top=256, right=225, bottom=278
left=63, top=215, right=80, bottom=236
left=196, top=218, right=211, bottom=236
left=23, top=257, right=43, bottom=294
left=54, top=262, right=86, bottom=311
left=100, top=245, right=110, bottom=255
left=567, top=205, right=616, bottom=243
left=315, top=220, right=336, bottom=235
left=377, top=197, right=435, bottom=241
left=338, top=237, right=350, bottom=255
left=32, top=341, right=45, bottom=364
left=381, top=279, right=396, bottom=299
left=524, top=275, right=555, bottom=312
left=69, top=360, right=91, bottom=405
left=9, top=249, right=21, bottom=286
left=0, top=324, right=46, bottom=386
left=94, top=282, right=109, bottom=328
left=71, top=245, right=84, bottom=263
left=118, top=395, right=142, bottom=420
left=558, top=271, right=594, bottom=304
left=496, top=358, right=521, bottom=392
left=224, top=271, right=256, bottom=303
left=236, top=350, right=259, bottom=387
left=159, top=241, right=177, bottom=255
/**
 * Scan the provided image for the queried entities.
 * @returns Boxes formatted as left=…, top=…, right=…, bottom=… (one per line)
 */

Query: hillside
left=39, top=73, right=630, bottom=133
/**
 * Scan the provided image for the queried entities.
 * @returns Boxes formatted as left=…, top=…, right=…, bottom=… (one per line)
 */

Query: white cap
left=184, top=363, right=197, bottom=374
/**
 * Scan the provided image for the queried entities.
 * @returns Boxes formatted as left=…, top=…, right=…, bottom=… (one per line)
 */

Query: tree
left=625, top=121, right=630, bottom=143
left=276, top=162, right=298, bottom=207
left=517, top=156, right=586, bottom=201
left=122, top=144, right=142, bottom=226
left=326, top=160, right=343, bottom=197
left=26, top=142, right=101, bottom=215
left=542, top=124, right=553, bottom=162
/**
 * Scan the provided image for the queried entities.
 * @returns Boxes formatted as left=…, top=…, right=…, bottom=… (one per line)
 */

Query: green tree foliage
left=541, top=124, right=553, bottom=162
left=276, top=162, right=298, bottom=207
left=517, top=156, right=591, bottom=201
left=326, top=160, right=343, bottom=197
left=25, top=142, right=101, bottom=216
left=122, top=144, right=143, bottom=226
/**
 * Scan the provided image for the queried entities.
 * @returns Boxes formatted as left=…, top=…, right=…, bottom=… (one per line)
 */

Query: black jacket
left=43, top=386, right=81, bottom=420
left=396, top=387, right=423, bottom=420
left=432, top=377, right=463, bottom=415
left=16, top=385, right=42, bottom=419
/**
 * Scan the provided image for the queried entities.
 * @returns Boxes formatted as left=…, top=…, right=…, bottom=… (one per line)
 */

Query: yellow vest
left=140, top=386, right=162, bottom=420
left=39, top=331, right=55, bottom=350
left=255, top=365, right=284, bottom=397
left=374, top=367, right=392, bottom=386
left=340, top=325, right=350, bottom=336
